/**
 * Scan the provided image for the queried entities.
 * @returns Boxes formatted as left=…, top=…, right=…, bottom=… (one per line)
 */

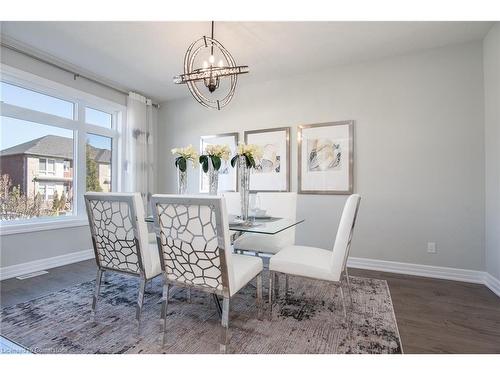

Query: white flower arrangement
left=205, top=144, right=231, bottom=161
left=231, top=142, right=263, bottom=169
left=200, top=144, right=231, bottom=172
left=171, top=145, right=199, bottom=171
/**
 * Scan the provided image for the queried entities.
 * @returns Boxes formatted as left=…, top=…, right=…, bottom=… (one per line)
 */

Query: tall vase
left=238, top=155, right=251, bottom=223
left=177, top=168, right=187, bottom=195
left=208, top=158, right=219, bottom=195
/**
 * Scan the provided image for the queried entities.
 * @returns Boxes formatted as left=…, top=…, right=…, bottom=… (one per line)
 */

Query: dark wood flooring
left=1, top=260, right=499, bottom=353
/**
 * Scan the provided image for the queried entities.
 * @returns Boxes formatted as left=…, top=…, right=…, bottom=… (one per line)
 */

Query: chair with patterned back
left=151, top=194, right=263, bottom=353
left=84, top=192, right=161, bottom=329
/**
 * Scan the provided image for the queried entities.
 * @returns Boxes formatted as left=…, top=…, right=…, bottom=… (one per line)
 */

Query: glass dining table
left=144, top=215, right=304, bottom=235
left=144, top=215, right=305, bottom=316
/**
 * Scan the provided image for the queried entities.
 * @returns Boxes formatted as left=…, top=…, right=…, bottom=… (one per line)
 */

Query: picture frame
left=298, top=121, right=354, bottom=195
left=244, top=127, right=291, bottom=192
left=199, top=132, right=239, bottom=193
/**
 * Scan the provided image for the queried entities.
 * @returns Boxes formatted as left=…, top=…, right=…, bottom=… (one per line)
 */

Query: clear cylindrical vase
left=177, top=168, right=187, bottom=195
left=208, top=158, right=219, bottom=195
left=238, top=155, right=251, bottom=223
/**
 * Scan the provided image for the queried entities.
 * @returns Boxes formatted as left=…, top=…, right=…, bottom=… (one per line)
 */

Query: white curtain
left=123, top=92, right=157, bottom=210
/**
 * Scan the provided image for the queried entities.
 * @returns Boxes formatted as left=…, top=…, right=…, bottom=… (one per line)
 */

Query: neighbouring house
left=0, top=135, right=111, bottom=204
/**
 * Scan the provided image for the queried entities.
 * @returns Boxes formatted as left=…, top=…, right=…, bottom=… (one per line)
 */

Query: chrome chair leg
left=136, top=277, right=146, bottom=332
left=268, top=271, right=274, bottom=318
left=161, top=283, right=170, bottom=347
left=187, top=287, right=192, bottom=303
left=220, top=297, right=230, bottom=354
left=339, top=284, right=347, bottom=322
left=91, top=269, right=103, bottom=314
left=345, top=268, right=354, bottom=311
left=256, top=273, right=263, bottom=320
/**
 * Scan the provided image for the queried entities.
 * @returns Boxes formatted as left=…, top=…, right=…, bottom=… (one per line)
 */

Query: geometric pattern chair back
left=330, top=194, right=361, bottom=281
left=84, top=192, right=149, bottom=277
left=150, top=194, right=234, bottom=297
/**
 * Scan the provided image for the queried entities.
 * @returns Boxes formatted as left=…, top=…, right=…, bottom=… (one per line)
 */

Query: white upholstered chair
left=222, top=191, right=241, bottom=216
left=150, top=194, right=263, bottom=353
left=268, top=194, right=361, bottom=318
left=233, top=192, right=297, bottom=255
left=84, top=192, right=162, bottom=328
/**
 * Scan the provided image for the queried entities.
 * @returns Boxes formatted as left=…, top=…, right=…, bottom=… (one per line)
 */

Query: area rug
left=0, top=273, right=403, bottom=354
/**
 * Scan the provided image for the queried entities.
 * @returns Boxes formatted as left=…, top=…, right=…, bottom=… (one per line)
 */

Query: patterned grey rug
left=0, top=273, right=402, bottom=354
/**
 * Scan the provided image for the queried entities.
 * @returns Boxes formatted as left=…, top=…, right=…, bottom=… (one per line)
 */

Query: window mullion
left=76, top=102, right=86, bottom=217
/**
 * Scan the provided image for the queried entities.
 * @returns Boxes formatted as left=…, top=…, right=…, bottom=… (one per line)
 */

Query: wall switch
left=427, top=242, right=437, bottom=254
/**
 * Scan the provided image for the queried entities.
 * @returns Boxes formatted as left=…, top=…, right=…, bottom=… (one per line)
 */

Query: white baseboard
left=347, top=256, right=500, bottom=298
left=484, top=272, right=500, bottom=297
left=0, top=249, right=94, bottom=281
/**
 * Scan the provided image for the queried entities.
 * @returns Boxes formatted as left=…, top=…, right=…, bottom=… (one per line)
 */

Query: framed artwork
left=199, top=132, right=239, bottom=193
left=298, top=121, right=354, bottom=194
left=244, top=127, right=290, bottom=192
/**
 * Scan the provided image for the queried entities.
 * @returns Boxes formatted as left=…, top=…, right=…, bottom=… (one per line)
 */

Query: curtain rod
left=1, top=41, right=160, bottom=108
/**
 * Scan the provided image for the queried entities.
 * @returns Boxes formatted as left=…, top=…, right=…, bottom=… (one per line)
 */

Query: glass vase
left=238, top=155, right=251, bottom=223
left=177, top=168, right=187, bottom=195
left=208, top=158, right=219, bottom=195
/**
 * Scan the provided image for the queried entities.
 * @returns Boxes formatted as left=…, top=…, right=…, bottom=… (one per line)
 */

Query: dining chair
left=84, top=192, right=162, bottom=330
left=268, top=194, right=361, bottom=320
left=150, top=194, right=263, bottom=353
left=222, top=191, right=241, bottom=216
left=233, top=192, right=297, bottom=255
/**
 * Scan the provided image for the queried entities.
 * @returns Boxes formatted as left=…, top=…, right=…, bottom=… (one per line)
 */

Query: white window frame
left=0, top=65, right=126, bottom=235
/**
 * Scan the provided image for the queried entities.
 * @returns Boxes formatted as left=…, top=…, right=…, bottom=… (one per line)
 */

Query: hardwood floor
left=348, top=268, right=500, bottom=353
left=1, top=260, right=499, bottom=353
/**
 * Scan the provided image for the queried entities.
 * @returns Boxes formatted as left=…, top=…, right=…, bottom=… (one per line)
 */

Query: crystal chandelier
left=173, top=22, right=249, bottom=110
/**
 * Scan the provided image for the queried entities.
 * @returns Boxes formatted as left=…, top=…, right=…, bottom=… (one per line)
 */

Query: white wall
left=159, top=42, right=485, bottom=271
left=0, top=45, right=126, bottom=270
left=484, top=23, right=500, bottom=279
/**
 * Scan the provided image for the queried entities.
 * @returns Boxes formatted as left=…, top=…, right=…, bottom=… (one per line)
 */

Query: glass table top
left=144, top=215, right=304, bottom=235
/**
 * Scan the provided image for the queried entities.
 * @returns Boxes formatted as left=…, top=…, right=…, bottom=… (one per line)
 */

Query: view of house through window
left=0, top=116, right=74, bottom=220
left=86, top=133, right=112, bottom=192
left=0, top=77, right=120, bottom=223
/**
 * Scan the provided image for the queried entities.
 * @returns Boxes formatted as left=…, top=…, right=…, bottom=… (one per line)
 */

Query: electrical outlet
left=427, top=242, right=437, bottom=254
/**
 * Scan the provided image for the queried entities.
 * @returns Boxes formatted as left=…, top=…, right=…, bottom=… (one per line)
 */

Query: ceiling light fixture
left=173, top=21, right=249, bottom=110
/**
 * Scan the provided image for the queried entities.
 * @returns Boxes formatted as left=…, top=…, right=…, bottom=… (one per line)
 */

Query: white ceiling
left=0, top=21, right=494, bottom=102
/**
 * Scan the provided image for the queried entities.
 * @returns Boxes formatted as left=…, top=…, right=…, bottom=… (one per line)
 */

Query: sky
left=0, top=82, right=112, bottom=152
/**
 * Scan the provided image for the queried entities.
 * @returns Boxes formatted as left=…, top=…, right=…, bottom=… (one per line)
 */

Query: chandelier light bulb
left=208, top=55, right=215, bottom=64
left=218, top=60, right=224, bottom=68
left=203, top=61, right=209, bottom=69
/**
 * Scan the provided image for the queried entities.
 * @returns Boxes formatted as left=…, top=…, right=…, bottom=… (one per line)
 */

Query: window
left=0, top=81, right=74, bottom=119
left=1, top=116, right=75, bottom=219
left=86, top=134, right=112, bottom=192
left=38, top=158, right=56, bottom=175
left=0, top=71, right=122, bottom=228
left=85, top=107, right=112, bottom=128
left=39, top=158, right=47, bottom=174
left=38, top=184, right=46, bottom=197
left=46, top=184, right=55, bottom=200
